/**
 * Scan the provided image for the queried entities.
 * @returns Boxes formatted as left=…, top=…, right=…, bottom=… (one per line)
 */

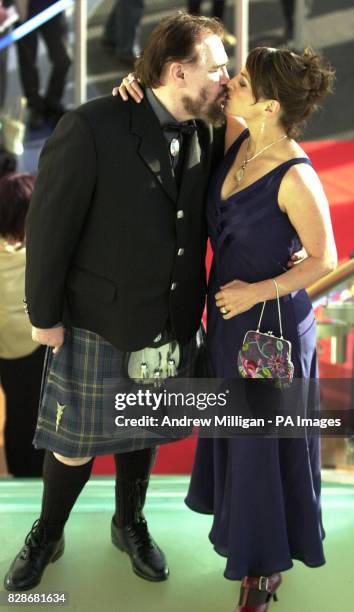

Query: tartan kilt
left=33, top=326, right=199, bottom=457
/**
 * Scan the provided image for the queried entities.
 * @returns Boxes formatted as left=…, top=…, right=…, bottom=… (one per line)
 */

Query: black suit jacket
left=25, top=95, right=225, bottom=350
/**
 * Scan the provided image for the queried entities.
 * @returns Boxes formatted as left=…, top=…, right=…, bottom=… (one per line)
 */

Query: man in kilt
left=4, top=13, right=230, bottom=591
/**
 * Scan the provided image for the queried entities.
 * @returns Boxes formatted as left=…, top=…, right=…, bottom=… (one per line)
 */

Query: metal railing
left=308, top=259, right=354, bottom=302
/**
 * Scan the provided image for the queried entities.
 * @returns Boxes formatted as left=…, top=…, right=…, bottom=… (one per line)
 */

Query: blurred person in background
left=14, top=0, right=71, bottom=129
left=187, top=0, right=236, bottom=46
left=280, top=0, right=314, bottom=46
left=101, top=0, right=144, bottom=65
left=0, top=0, right=15, bottom=109
left=0, top=172, right=45, bottom=477
left=1, top=2, right=21, bottom=166
left=0, top=1, right=8, bottom=109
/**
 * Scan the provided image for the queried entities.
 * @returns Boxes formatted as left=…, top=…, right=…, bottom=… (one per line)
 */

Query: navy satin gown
left=185, top=130, right=326, bottom=580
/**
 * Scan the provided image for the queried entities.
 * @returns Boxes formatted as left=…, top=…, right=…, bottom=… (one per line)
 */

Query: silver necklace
left=234, top=134, right=287, bottom=185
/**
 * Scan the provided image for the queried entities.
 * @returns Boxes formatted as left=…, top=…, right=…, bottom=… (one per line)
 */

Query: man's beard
left=182, top=86, right=227, bottom=126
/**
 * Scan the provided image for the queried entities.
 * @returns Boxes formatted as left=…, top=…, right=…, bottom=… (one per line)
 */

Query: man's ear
left=170, top=62, right=185, bottom=84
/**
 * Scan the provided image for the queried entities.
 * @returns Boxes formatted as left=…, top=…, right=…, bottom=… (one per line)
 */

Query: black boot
left=4, top=519, right=64, bottom=591
left=111, top=478, right=169, bottom=582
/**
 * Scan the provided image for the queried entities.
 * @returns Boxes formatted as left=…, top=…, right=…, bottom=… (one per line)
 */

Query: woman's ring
left=127, top=75, right=135, bottom=85
left=220, top=306, right=229, bottom=315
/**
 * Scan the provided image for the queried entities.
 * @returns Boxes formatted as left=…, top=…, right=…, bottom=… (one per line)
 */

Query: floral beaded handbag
left=237, top=279, right=294, bottom=389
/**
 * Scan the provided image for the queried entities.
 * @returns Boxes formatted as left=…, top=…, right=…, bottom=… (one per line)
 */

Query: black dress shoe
left=4, top=519, right=65, bottom=591
left=111, top=516, right=169, bottom=582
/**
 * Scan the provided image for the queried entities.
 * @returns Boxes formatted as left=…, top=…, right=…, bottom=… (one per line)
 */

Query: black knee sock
left=39, top=451, right=94, bottom=540
left=113, top=447, right=157, bottom=526
left=114, top=447, right=156, bottom=481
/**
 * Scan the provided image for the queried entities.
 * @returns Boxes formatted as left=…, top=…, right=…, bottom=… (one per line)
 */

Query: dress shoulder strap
left=276, top=157, right=313, bottom=174
left=226, top=128, right=249, bottom=158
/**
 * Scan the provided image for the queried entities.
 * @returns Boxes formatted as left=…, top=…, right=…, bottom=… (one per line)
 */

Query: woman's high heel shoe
left=235, top=573, right=282, bottom=612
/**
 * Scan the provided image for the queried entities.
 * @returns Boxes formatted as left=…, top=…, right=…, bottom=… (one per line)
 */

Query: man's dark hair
left=135, top=11, right=224, bottom=88
left=0, top=172, right=35, bottom=242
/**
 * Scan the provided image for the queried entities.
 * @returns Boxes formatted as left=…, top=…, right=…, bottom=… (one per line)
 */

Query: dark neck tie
left=163, top=121, right=197, bottom=136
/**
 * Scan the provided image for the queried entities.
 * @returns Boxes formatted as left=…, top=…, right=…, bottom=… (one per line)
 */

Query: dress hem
left=184, top=497, right=326, bottom=582
left=221, top=556, right=326, bottom=582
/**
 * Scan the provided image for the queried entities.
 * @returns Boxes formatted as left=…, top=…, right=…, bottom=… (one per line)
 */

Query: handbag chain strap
left=256, top=279, right=283, bottom=339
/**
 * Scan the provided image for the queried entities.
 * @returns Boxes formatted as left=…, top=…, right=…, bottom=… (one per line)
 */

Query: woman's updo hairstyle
left=246, top=46, right=335, bottom=138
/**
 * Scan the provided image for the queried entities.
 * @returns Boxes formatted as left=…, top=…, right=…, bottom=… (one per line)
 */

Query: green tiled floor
left=0, top=476, right=353, bottom=612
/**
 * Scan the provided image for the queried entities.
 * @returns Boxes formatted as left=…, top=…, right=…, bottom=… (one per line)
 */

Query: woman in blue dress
left=185, top=47, right=337, bottom=611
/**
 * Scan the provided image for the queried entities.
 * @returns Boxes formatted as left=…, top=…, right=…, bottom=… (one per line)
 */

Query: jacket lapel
left=130, top=99, right=178, bottom=203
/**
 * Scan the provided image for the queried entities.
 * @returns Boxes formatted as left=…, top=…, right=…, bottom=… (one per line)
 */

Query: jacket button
left=176, top=210, right=184, bottom=219
left=177, top=248, right=184, bottom=256
left=171, top=282, right=177, bottom=291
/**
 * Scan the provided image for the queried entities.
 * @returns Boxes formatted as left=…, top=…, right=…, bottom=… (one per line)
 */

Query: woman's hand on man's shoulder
left=112, top=74, right=143, bottom=103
